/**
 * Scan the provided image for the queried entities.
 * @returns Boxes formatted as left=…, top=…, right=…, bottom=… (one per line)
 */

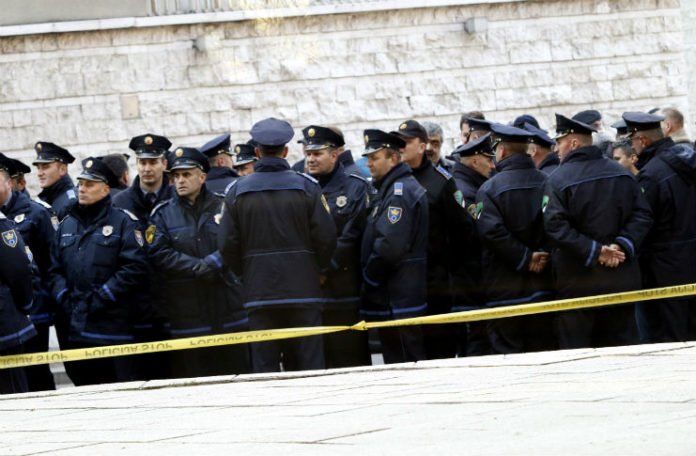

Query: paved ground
left=2, top=342, right=696, bottom=455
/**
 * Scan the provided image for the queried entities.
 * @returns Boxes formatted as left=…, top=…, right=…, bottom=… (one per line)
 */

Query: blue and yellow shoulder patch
left=393, top=182, right=404, bottom=196
left=435, top=165, right=452, bottom=180
left=2, top=229, right=18, bottom=248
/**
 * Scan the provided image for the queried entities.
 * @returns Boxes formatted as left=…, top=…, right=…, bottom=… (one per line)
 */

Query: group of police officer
left=1, top=108, right=695, bottom=394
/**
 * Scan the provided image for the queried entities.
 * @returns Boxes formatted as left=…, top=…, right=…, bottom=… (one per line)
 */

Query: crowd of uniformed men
left=1, top=106, right=695, bottom=394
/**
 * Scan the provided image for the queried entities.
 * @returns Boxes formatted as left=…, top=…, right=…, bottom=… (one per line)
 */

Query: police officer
left=0, top=154, right=58, bottom=391
left=0, top=206, right=36, bottom=394
left=304, top=125, right=371, bottom=368
left=543, top=114, right=653, bottom=349
left=232, top=143, right=258, bottom=177
left=199, top=133, right=240, bottom=194
left=33, top=142, right=77, bottom=220
left=5, top=156, right=31, bottom=195
left=449, top=134, right=494, bottom=356
left=360, top=129, right=429, bottom=364
left=475, top=124, right=554, bottom=353
left=49, top=157, right=148, bottom=386
left=624, top=112, right=696, bottom=342
left=112, top=133, right=174, bottom=380
left=113, top=134, right=173, bottom=222
left=219, top=118, right=336, bottom=373
left=465, top=117, right=495, bottom=143
left=392, top=119, right=472, bottom=360
left=148, top=147, right=249, bottom=377
left=522, top=123, right=559, bottom=174
left=293, top=127, right=366, bottom=178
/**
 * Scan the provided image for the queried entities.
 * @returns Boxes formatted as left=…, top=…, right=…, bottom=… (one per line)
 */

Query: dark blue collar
left=255, top=156, right=291, bottom=172
left=495, top=153, right=536, bottom=172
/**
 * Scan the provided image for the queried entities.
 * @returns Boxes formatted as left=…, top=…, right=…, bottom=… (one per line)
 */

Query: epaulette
left=348, top=173, right=368, bottom=183
left=298, top=172, right=318, bottom=184
left=34, top=199, right=53, bottom=210
left=149, top=200, right=171, bottom=218
left=117, top=208, right=139, bottom=222
left=435, top=165, right=453, bottom=180
left=66, top=189, right=77, bottom=200
left=224, top=180, right=238, bottom=195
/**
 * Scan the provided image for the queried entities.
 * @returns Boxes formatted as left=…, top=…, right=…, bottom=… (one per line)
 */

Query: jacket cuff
left=614, top=236, right=635, bottom=260
left=584, top=240, right=599, bottom=268
left=204, top=251, right=223, bottom=270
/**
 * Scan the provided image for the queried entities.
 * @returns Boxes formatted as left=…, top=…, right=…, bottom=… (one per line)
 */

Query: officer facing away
left=148, top=147, right=250, bottom=378
left=199, top=133, right=239, bottom=194
left=360, top=129, right=429, bottom=364
left=304, top=125, right=371, bottom=368
left=219, top=118, right=336, bottom=373
left=49, top=157, right=148, bottom=386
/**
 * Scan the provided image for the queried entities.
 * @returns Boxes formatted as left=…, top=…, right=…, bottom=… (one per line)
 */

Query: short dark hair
left=257, top=144, right=285, bottom=156
left=460, top=111, right=485, bottom=129
left=612, top=140, right=635, bottom=157
left=101, top=154, right=129, bottom=179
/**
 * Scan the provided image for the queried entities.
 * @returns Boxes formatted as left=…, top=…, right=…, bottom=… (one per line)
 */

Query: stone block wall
left=0, top=0, right=690, bottom=193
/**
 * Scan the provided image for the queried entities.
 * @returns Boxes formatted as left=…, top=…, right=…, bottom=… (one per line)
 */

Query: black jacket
left=360, top=163, right=429, bottom=320
left=544, top=146, right=653, bottom=298
left=2, top=191, right=57, bottom=325
left=149, top=188, right=246, bottom=337
left=49, top=196, right=148, bottom=345
left=0, top=213, right=36, bottom=350
left=205, top=166, right=239, bottom=195
left=316, top=163, right=370, bottom=308
left=411, top=155, right=473, bottom=313
left=219, top=157, right=337, bottom=310
left=112, top=176, right=174, bottom=227
left=538, top=153, right=560, bottom=175
left=638, top=141, right=696, bottom=288
left=37, top=174, right=76, bottom=221
left=476, top=154, right=552, bottom=306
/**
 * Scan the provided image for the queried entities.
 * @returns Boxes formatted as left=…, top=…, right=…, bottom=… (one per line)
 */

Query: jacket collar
left=562, top=145, right=604, bottom=164
left=255, top=156, right=290, bottom=172
left=495, top=153, right=536, bottom=172
left=38, top=174, right=74, bottom=204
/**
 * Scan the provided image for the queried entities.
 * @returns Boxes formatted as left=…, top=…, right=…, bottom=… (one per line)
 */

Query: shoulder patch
left=435, top=165, right=453, bottom=180
left=394, top=182, right=403, bottom=196
left=298, top=172, right=319, bottom=184
left=66, top=189, right=77, bottom=200
left=118, top=208, right=139, bottom=221
left=34, top=199, right=53, bottom=210
left=348, top=173, right=368, bottom=183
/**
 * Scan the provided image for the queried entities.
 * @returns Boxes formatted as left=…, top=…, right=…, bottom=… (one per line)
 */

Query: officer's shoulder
left=348, top=173, right=368, bottom=183
left=150, top=199, right=172, bottom=218
left=65, top=188, right=77, bottom=201
left=33, top=198, right=53, bottom=210
left=434, top=164, right=453, bottom=180
left=297, top=172, right=319, bottom=185
left=115, top=207, right=139, bottom=222
left=224, top=179, right=238, bottom=195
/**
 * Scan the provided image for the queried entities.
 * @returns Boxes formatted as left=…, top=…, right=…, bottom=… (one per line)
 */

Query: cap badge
left=144, top=136, right=153, bottom=146
left=36, top=143, right=43, bottom=151
left=336, top=195, right=347, bottom=208
left=86, top=160, right=93, bottom=169
left=308, top=128, right=316, bottom=138
left=175, top=148, right=184, bottom=157
left=102, top=225, right=113, bottom=237
left=400, top=123, right=408, bottom=130
left=235, top=146, right=240, bottom=154
left=364, top=135, right=369, bottom=145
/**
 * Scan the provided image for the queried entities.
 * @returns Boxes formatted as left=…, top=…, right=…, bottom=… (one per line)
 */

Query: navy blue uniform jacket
left=544, top=146, right=653, bottom=298
left=37, top=174, right=76, bottom=221
left=219, top=156, right=337, bottom=310
left=360, top=163, right=429, bottom=320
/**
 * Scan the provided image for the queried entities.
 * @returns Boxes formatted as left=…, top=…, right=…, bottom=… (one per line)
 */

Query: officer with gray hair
left=421, top=121, right=454, bottom=172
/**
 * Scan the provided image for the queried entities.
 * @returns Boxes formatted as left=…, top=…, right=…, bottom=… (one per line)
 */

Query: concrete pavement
left=2, top=341, right=696, bottom=455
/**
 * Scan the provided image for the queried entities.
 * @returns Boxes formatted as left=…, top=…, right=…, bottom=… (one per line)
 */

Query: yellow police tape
left=1, top=283, right=695, bottom=370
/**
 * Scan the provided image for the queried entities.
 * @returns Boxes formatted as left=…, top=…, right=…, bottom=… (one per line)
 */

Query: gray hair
left=421, top=121, right=443, bottom=139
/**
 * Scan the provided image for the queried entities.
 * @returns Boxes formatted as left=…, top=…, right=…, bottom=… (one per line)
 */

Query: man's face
left=306, top=148, right=338, bottom=176
left=35, top=162, right=66, bottom=188
left=172, top=168, right=205, bottom=201
left=425, top=134, right=443, bottom=164
left=215, top=154, right=235, bottom=168
left=460, top=123, right=471, bottom=144
left=468, top=154, right=495, bottom=178
left=400, top=137, right=425, bottom=167
left=0, top=172, right=12, bottom=206
left=77, top=179, right=110, bottom=205
left=555, top=136, right=574, bottom=162
left=236, top=163, right=255, bottom=176
left=469, top=130, right=487, bottom=142
left=613, top=148, right=637, bottom=171
left=630, top=134, right=648, bottom=155
left=367, top=149, right=397, bottom=182
left=136, top=157, right=167, bottom=186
